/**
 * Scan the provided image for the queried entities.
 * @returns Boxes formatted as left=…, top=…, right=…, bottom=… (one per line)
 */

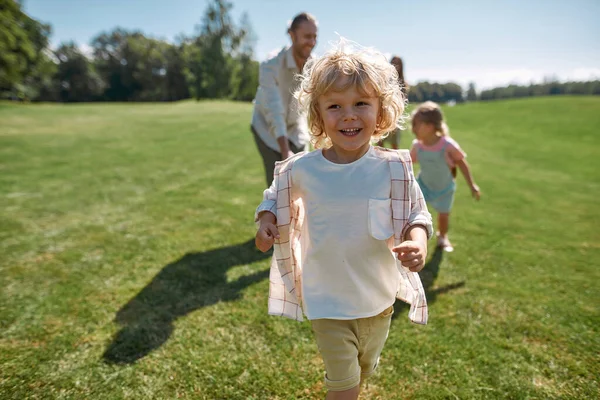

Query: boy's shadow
left=102, top=238, right=271, bottom=364
left=393, top=247, right=465, bottom=319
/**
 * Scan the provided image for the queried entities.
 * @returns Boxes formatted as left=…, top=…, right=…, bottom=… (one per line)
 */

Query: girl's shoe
left=436, top=234, right=454, bottom=252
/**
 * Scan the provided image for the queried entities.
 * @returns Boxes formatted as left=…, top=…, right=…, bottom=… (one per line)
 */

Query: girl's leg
left=326, top=385, right=360, bottom=400
left=438, top=213, right=450, bottom=238
left=437, top=213, right=454, bottom=251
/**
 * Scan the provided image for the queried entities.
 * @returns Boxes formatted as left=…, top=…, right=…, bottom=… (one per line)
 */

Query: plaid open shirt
left=255, top=147, right=433, bottom=324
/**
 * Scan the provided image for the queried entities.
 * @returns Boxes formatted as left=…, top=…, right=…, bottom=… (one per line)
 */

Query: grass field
left=1, top=97, right=599, bottom=399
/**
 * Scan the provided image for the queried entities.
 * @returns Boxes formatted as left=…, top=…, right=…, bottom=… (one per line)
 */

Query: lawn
left=1, top=97, right=599, bottom=399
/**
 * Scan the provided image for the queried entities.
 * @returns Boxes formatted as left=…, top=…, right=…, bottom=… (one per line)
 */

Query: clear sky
left=24, top=0, right=600, bottom=90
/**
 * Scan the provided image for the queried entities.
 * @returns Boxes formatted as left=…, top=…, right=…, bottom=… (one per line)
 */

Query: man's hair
left=288, top=12, right=318, bottom=33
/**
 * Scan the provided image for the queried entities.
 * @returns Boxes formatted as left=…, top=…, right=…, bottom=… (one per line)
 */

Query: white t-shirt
left=292, top=146, right=399, bottom=320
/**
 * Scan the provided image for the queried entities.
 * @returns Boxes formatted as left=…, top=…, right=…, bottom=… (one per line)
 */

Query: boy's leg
left=325, top=385, right=360, bottom=400
left=311, top=308, right=393, bottom=398
left=358, top=306, right=393, bottom=383
left=311, top=319, right=362, bottom=394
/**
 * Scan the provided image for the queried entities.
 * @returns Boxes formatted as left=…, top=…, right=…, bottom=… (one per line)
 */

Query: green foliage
left=91, top=29, right=174, bottom=101
left=230, top=53, right=259, bottom=101
left=187, top=0, right=256, bottom=100
left=0, top=0, right=53, bottom=100
left=230, top=12, right=259, bottom=101
left=1, top=0, right=258, bottom=103
left=0, top=97, right=598, bottom=398
left=481, top=80, right=600, bottom=100
left=409, top=81, right=465, bottom=103
left=50, top=42, right=104, bottom=102
left=164, top=44, right=189, bottom=101
left=467, top=82, right=478, bottom=101
left=3, top=0, right=596, bottom=104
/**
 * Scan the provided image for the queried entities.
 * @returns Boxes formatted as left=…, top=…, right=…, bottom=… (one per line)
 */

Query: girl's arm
left=455, top=159, right=480, bottom=200
left=409, top=141, right=418, bottom=163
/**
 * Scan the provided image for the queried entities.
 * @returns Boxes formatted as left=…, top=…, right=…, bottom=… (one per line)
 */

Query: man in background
left=251, top=12, right=318, bottom=187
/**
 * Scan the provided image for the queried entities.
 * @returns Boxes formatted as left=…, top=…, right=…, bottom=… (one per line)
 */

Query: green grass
left=1, top=97, right=599, bottom=399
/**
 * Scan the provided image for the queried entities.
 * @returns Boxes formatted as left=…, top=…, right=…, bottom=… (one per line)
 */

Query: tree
left=53, top=42, right=103, bottom=102
left=442, top=83, right=464, bottom=103
left=0, top=0, right=53, bottom=99
left=466, top=82, right=477, bottom=101
left=91, top=28, right=133, bottom=101
left=230, top=12, right=258, bottom=101
left=164, top=43, right=189, bottom=101
left=188, top=0, right=246, bottom=99
left=91, top=29, right=173, bottom=101
left=408, top=81, right=464, bottom=103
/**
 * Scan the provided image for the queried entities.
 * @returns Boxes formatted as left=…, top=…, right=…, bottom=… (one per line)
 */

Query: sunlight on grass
left=1, top=97, right=599, bottom=399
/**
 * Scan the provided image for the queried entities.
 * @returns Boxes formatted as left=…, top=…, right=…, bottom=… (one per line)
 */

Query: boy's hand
left=392, top=240, right=427, bottom=272
left=256, top=222, right=280, bottom=252
left=471, top=183, right=481, bottom=200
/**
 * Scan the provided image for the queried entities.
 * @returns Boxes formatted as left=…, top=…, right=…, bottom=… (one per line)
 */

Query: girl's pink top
left=410, top=136, right=466, bottom=168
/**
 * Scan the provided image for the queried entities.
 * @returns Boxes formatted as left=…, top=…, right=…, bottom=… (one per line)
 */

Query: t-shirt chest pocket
left=368, top=198, right=394, bottom=240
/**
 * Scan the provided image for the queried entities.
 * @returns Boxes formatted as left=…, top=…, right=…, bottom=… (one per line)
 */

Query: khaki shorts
left=310, top=306, right=394, bottom=391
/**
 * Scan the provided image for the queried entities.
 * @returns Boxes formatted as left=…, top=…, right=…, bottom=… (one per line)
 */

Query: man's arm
left=256, top=55, right=290, bottom=156
left=277, top=137, right=294, bottom=160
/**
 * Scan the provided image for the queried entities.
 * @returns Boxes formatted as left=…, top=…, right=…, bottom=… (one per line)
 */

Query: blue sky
left=24, top=0, right=600, bottom=90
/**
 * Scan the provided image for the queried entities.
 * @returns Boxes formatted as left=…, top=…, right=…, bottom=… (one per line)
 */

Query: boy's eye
left=327, top=104, right=340, bottom=110
left=356, top=101, right=369, bottom=106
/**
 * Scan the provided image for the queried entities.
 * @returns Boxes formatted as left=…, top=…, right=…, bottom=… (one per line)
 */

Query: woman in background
left=380, top=56, right=409, bottom=149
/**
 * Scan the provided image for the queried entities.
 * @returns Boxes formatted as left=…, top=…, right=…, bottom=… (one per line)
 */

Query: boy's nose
left=343, top=111, right=357, bottom=121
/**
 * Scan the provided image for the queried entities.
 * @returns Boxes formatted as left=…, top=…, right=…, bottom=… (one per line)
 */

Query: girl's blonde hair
left=295, top=39, right=407, bottom=149
left=411, top=101, right=449, bottom=136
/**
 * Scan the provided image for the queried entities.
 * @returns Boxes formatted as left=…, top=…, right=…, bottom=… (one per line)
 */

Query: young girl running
left=254, top=41, right=432, bottom=400
left=410, top=101, right=481, bottom=252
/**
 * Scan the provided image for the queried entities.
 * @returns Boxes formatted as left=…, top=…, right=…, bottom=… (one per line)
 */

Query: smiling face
left=289, top=20, right=317, bottom=62
left=317, top=76, right=381, bottom=163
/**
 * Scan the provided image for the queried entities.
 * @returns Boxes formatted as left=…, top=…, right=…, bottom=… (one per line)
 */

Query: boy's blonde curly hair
left=295, top=39, right=407, bottom=149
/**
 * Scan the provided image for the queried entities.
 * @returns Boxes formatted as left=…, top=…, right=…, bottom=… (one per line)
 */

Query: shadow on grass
left=392, top=247, right=465, bottom=319
left=103, top=238, right=271, bottom=364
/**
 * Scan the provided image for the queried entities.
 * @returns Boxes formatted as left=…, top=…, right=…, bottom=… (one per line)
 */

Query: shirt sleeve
left=254, top=176, right=278, bottom=225
left=409, top=139, right=419, bottom=163
left=255, top=57, right=288, bottom=140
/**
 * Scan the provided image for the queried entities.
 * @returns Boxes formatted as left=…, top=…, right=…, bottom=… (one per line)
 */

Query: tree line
left=477, top=80, right=600, bottom=101
left=2, top=0, right=598, bottom=104
left=406, top=80, right=600, bottom=104
left=1, top=0, right=258, bottom=102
